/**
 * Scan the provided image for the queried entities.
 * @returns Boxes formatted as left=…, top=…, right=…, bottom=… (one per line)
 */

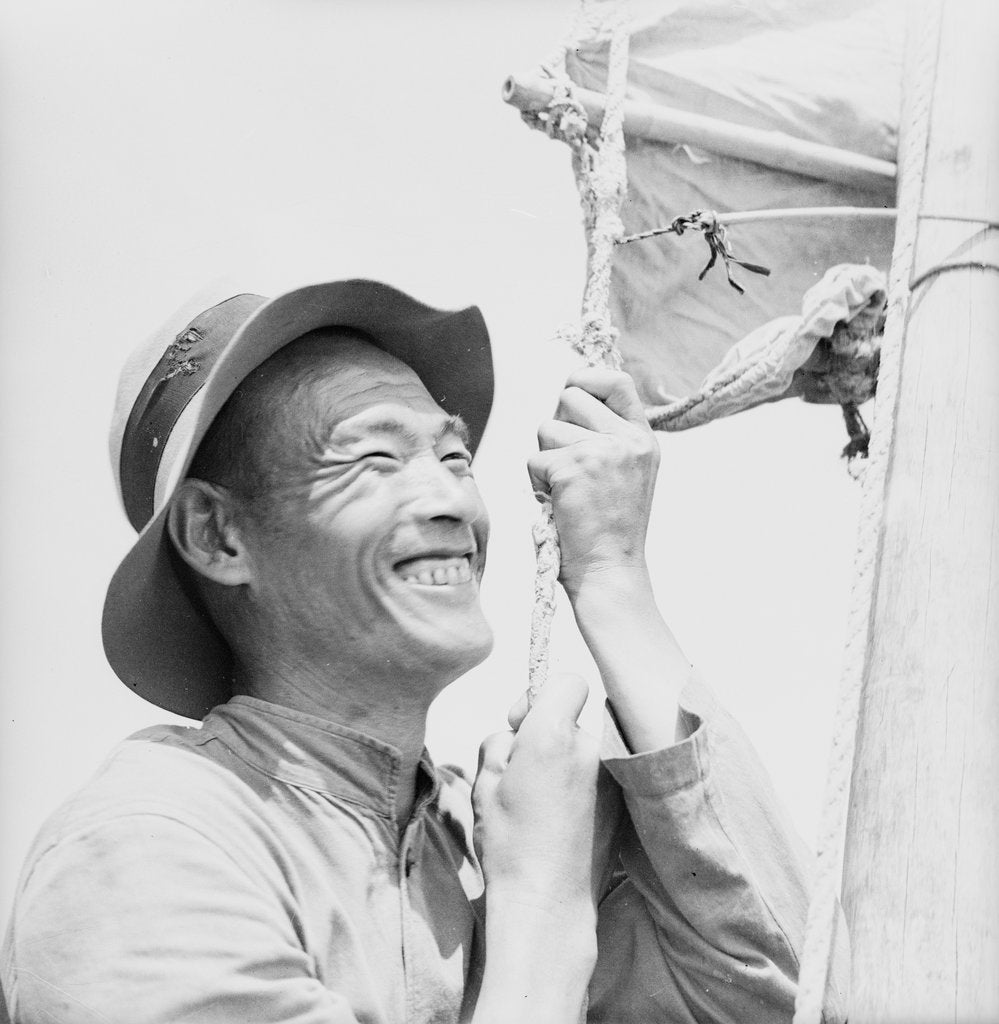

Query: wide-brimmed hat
left=102, top=279, right=493, bottom=719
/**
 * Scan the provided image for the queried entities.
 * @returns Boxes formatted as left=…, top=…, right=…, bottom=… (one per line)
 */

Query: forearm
left=595, top=676, right=849, bottom=1023
left=567, top=566, right=692, bottom=753
left=471, top=897, right=596, bottom=1023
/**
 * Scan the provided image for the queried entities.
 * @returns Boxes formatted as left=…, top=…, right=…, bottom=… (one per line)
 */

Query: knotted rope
left=621, top=209, right=772, bottom=294
left=791, top=2, right=944, bottom=1020
left=522, top=0, right=631, bottom=701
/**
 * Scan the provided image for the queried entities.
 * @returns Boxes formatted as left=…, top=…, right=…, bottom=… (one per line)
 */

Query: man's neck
left=235, top=654, right=436, bottom=825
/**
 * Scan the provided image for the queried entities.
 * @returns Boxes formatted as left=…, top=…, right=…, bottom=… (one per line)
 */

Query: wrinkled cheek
left=356, top=576, right=393, bottom=625
left=472, top=504, right=491, bottom=566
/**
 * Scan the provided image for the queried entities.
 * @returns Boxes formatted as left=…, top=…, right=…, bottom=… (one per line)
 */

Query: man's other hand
left=527, top=368, right=660, bottom=597
left=472, top=673, right=602, bottom=927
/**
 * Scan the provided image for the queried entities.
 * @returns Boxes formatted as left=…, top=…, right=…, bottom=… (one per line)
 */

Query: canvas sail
left=566, top=0, right=902, bottom=415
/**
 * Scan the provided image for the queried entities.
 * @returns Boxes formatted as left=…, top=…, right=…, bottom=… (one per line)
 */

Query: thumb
left=507, top=690, right=531, bottom=732
left=476, top=730, right=515, bottom=777
left=517, top=672, right=589, bottom=735
left=526, top=450, right=557, bottom=502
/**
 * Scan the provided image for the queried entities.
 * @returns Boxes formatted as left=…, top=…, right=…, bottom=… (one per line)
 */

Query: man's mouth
left=393, top=554, right=474, bottom=587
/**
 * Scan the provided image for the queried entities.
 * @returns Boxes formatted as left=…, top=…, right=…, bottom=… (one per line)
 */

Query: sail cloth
left=565, top=0, right=902, bottom=423
left=649, top=262, right=885, bottom=431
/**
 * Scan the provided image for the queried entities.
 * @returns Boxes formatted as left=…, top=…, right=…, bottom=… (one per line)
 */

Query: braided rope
left=791, top=2, right=943, bottom=1021
left=526, top=1, right=630, bottom=701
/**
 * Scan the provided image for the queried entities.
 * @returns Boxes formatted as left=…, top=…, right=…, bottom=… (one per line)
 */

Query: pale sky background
left=0, top=0, right=861, bottom=926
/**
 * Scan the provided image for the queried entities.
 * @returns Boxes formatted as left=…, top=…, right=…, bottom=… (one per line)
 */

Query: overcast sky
left=0, top=0, right=861, bottom=923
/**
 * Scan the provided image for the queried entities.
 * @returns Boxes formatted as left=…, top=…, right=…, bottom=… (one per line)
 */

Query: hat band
left=119, top=294, right=262, bottom=532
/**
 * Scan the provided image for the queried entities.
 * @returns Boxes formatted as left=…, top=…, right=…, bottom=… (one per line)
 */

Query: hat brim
left=102, top=279, right=494, bottom=719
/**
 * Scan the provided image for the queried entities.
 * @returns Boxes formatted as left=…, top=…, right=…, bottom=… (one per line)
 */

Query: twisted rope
left=525, top=1, right=630, bottom=701
left=791, top=2, right=943, bottom=1020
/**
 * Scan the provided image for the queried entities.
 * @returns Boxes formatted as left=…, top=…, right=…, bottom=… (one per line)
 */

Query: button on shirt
left=2, top=685, right=848, bottom=1023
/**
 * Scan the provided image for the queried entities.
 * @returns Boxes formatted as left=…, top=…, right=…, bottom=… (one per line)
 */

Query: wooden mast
left=840, top=0, right=999, bottom=1018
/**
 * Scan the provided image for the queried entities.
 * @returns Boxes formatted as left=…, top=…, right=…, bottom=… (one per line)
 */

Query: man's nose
left=407, top=457, right=483, bottom=524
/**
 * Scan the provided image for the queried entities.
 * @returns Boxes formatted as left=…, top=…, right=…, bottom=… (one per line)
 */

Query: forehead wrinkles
left=310, top=358, right=440, bottom=445
left=318, top=359, right=429, bottom=414
left=262, top=336, right=438, bottom=472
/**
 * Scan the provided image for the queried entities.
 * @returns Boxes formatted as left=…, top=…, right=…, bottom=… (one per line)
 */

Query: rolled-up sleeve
left=588, top=678, right=848, bottom=1024
left=4, top=814, right=362, bottom=1024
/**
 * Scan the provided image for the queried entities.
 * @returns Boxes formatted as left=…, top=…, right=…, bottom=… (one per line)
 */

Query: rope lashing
left=620, top=210, right=771, bottom=294
left=908, top=258, right=999, bottom=291
left=521, top=2, right=631, bottom=703
left=520, top=70, right=591, bottom=158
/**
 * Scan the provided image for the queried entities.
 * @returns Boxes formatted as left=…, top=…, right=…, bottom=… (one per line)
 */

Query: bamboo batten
left=502, top=72, right=897, bottom=192
left=840, top=0, right=999, bottom=1019
left=620, top=206, right=898, bottom=244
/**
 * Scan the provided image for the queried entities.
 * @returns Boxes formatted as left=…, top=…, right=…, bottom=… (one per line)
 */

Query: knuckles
left=563, top=367, right=633, bottom=394
left=539, top=427, right=658, bottom=478
left=527, top=720, right=600, bottom=773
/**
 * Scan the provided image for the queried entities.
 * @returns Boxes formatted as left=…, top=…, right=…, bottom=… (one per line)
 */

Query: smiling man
left=1, top=280, right=846, bottom=1023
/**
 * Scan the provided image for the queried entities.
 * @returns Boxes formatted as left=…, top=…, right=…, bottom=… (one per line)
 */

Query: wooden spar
left=502, top=71, right=897, bottom=193
left=840, top=0, right=999, bottom=1019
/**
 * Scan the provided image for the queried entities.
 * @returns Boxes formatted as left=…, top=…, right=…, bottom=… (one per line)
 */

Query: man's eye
left=441, top=451, right=472, bottom=475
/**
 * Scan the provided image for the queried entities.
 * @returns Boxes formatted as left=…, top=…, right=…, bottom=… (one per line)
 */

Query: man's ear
left=166, top=479, right=253, bottom=587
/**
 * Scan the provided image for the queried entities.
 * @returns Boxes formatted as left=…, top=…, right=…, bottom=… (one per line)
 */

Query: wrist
left=477, top=895, right=596, bottom=1021
left=486, top=883, right=598, bottom=933
left=562, top=561, right=655, bottom=607
left=565, top=563, right=657, bottom=635
left=565, top=565, right=691, bottom=753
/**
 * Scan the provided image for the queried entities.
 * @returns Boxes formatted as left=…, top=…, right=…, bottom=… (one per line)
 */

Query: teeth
left=398, top=555, right=474, bottom=586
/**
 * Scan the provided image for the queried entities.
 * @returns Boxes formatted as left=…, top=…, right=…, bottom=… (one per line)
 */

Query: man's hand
left=504, top=686, right=626, bottom=908
left=470, top=674, right=610, bottom=1021
left=472, top=673, right=602, bottom=923
left=527, top=368, right=660, bottom=598
left=527, top=368, right=691, bottom=756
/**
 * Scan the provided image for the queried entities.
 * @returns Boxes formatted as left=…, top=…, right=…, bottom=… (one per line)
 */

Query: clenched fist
left=527, top=368, right=660, bottom=598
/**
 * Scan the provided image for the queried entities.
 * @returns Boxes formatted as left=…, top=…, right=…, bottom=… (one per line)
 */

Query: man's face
left=237, top=335, right=493, bottom=690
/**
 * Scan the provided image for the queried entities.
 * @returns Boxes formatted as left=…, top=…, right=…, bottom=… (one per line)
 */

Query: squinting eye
left=441, top=451, right=471, bottom=464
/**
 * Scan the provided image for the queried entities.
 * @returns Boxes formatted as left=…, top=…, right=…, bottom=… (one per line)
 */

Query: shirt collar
left=199, top=695, right=439, bottom=821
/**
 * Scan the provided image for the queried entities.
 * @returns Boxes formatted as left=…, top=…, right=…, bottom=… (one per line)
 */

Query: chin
left=403, top=615, right=494, bottom=688
left=431, top=618, right=495, bottom=680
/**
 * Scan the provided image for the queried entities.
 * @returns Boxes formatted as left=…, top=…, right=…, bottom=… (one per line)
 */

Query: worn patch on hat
left=119, top=294, right=263, bottom=532
left=162, top=326, right=204, bottom=380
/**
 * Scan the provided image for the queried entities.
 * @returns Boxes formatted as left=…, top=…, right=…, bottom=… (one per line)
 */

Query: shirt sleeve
left=588, top=676, right=849, bottom=1024
left=4, top=814, right=361, bottom=1024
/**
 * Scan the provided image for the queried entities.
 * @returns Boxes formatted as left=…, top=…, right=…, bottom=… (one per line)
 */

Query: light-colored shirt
left=2, top=685, right=847, bottom=1023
